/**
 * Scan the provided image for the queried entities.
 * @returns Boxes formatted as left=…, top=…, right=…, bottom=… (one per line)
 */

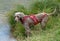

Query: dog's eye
left=15, top=16, right=19, bottom=18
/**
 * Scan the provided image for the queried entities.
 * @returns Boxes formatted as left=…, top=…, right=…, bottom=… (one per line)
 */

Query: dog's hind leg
left=40, top=16, right=48, bottom=30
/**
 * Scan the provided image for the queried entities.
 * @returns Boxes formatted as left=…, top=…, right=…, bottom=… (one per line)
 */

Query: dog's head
left=15, top=12, right=25, bottom=22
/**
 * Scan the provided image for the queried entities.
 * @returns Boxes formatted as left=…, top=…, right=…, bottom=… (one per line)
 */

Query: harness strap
left=21, top=16, right=29, bottom=24
left=30, top=15, right=39, bottom=25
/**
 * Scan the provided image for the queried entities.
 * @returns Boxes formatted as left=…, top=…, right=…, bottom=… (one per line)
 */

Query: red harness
left=29, top=15, right=39, bottom=25
left=20, top=14, right=47, bottom=25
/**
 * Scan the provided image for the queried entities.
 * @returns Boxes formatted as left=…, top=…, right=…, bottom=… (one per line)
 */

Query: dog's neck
left=19, top=18, right=24, bottom=24
left=19, top=15, right=28, bottom=23
left=19, top=15, right=26, bottom=23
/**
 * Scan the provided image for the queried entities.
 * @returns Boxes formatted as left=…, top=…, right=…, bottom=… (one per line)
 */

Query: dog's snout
left=15, top=17, right=19, bottom=22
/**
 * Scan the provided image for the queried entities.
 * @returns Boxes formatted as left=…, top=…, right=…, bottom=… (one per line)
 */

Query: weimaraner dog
left=15, top=9, right=56, bottom=37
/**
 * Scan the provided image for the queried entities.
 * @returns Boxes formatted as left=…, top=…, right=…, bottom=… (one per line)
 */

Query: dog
left=14, top=9, right=56, bottom=37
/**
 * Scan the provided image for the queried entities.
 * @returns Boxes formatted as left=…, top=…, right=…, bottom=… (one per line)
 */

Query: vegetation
left=7, top=0, right=60, bottom=41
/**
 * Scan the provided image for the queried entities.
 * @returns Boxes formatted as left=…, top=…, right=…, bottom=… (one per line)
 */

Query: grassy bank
left=7, top=0, right=60, bottom=41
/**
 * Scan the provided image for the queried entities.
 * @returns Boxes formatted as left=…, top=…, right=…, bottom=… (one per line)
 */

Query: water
left=0, top=0, right=36, bottom=41
left=0, top=14, right=16, bottom=41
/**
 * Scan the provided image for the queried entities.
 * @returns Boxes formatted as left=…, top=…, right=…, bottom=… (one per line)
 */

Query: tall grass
left=30, top=0, right=58, bottom=14
left=7, top=0, right=60, bottom=41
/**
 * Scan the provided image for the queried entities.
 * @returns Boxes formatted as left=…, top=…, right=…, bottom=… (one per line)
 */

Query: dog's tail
left=48, top=8, right=57, bottom=16
left=48, top=6, right=60, bottom=16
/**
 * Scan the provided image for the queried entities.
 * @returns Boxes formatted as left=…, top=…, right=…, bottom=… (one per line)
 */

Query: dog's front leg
left=23, top=22, right=31, bottom=37
left=40, top=16, right=48, bottom=29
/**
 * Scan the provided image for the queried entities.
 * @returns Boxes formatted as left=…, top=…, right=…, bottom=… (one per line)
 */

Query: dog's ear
left=15, top=12, right=25, bottom=16
left=15, top=12, right=20, bottom=16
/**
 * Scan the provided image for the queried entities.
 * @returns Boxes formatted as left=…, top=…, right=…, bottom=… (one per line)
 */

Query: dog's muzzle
left=15, top=16, right=20, bottom=22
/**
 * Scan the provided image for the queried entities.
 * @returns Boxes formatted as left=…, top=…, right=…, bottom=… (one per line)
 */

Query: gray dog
left=15, top=9, right=56, bottom=36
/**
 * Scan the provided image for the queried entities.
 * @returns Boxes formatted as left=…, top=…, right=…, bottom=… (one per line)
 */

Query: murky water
left=0, top=0, right=36, bottom=41
left=0, top=14, right=16, bottom=41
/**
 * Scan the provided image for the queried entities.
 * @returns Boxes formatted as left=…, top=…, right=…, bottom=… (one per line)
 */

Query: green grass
left=7, top=0, right=60, bottom=41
